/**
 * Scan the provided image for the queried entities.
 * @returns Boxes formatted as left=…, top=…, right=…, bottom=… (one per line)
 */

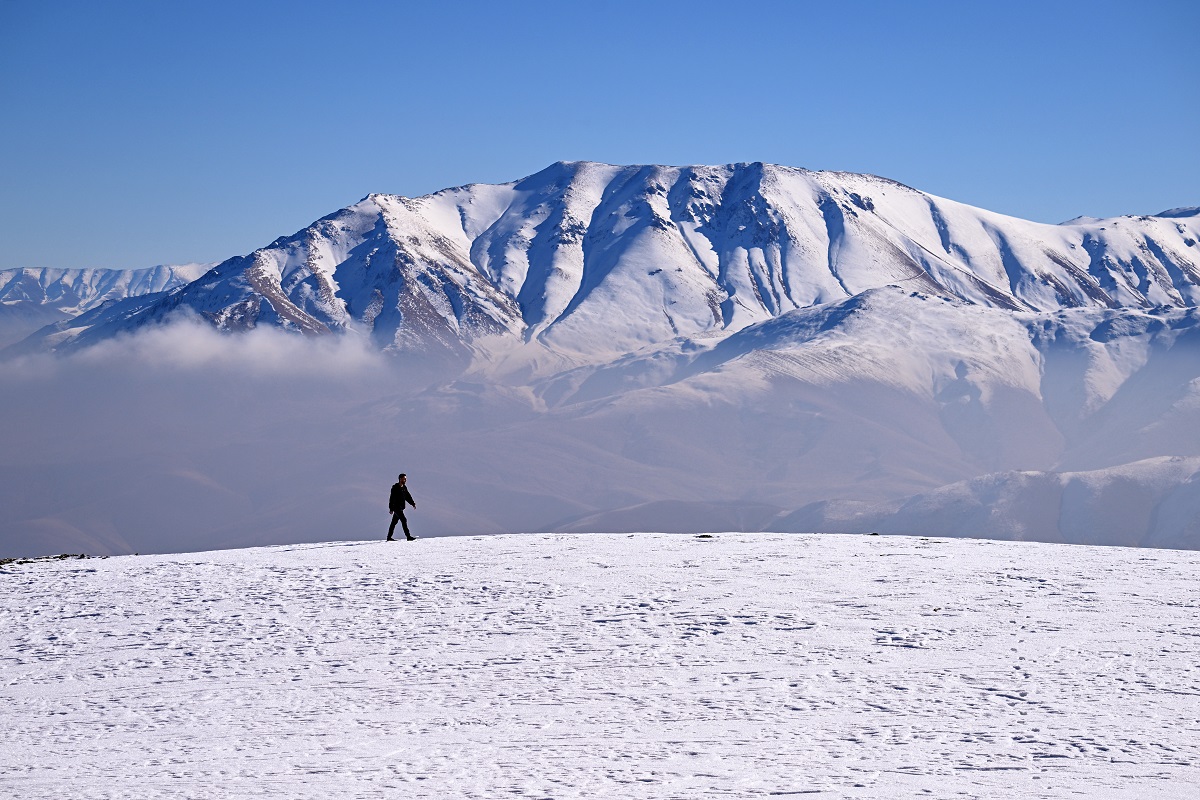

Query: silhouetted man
left=387, top=473, right=417, bottom=541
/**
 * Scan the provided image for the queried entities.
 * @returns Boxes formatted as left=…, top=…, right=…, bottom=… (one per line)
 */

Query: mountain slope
left=775, top=456, right=1200, bottom=548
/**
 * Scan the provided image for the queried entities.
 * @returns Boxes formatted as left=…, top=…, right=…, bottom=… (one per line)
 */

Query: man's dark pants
left=387, top=510, right=410, bottom=540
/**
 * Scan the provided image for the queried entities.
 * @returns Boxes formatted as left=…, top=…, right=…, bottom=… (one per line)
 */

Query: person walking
left=387, top=473, right=417, bottom=541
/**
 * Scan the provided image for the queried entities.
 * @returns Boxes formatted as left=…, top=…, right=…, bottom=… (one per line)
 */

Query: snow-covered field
left=3, top=533, right=1198, bottom=798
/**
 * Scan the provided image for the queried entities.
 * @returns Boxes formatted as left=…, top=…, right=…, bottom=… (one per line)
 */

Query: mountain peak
left=1156, top=207, right=1200, bottom=218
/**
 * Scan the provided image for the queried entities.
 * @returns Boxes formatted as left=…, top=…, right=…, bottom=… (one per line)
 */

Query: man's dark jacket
left=390, top=483, right=416, bottom=513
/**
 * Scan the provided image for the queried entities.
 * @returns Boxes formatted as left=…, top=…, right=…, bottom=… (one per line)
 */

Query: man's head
left=398, top=473, right=407, bottom=484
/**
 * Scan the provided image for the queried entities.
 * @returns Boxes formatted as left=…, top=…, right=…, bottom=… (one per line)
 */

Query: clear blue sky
left=1, top=0, right=1196, bottom=270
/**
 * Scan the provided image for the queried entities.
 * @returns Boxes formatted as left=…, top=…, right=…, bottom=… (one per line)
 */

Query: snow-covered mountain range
left=9, top=162, right=1199, bottom=360
left=2, top=162, right=1198, bottom=554
left=0, top=263, right=209, bottom=347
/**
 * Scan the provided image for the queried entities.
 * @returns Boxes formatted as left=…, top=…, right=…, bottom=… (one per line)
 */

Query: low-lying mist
left=2, top=321, right=421, bottom=556
left=4, top=294, right=1200, bottom=557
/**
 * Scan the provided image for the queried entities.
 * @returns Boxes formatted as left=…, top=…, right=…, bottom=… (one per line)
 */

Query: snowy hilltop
left=3, top=533, right=1199, bottom=798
